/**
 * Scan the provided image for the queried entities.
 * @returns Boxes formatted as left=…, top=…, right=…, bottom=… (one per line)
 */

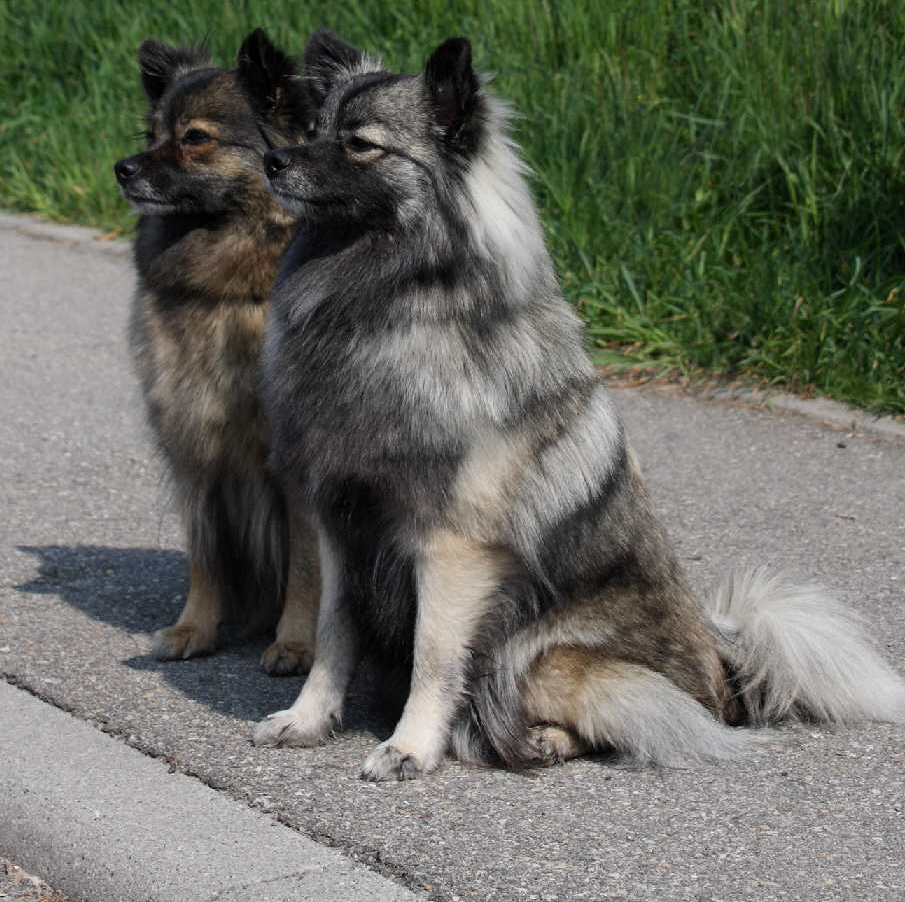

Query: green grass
left=2, top=0, right=904, bottom=412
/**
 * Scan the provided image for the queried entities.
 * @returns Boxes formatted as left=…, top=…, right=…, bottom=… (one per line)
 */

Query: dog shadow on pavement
left=15, top=544, right=394, bottom=737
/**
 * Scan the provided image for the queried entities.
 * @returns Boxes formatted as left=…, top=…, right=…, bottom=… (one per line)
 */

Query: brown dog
left=114, top=30, right=318, bottom=674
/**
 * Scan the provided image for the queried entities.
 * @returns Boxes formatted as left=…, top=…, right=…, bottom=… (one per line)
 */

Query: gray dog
left=253, top=32, right=905, bottom=780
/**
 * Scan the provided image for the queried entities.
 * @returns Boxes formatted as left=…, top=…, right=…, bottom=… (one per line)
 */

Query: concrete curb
left=679, top=384, right=905, bottom=445
left=0, top=681, right=421, bottom=902
left=0, top=212, right=129, bottom=258
left=2, top=209, right=903, bottom=445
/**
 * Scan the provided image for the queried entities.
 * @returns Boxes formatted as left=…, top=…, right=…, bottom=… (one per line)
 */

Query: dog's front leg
left=151, top=559, right=221, bottom=660
left=360, top=530, right=505, bottom=781
left=261, top=505, right=320, bottom=676
left=253, top=527, right=358, bottom=748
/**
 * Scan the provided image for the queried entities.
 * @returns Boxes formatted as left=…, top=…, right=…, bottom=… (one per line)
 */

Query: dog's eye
left=182, top=128, right=212, bottom=145
left=144, top=131, right=155, bottom=144
left=347, top=136, right=380, bottom=154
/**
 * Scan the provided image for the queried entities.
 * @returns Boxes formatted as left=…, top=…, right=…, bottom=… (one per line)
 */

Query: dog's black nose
left=114, top=158, right=140, bottom=184
left=264, top=148, right=293, bottom=179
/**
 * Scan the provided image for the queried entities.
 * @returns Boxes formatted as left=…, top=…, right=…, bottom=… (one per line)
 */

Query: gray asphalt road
left=2, top=218, right=904, bottom=902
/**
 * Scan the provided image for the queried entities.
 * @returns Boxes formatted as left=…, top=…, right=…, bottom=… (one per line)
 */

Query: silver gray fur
left=708, top=567, right=905, bottom=725
left=254, top=33, right=905, bottom=778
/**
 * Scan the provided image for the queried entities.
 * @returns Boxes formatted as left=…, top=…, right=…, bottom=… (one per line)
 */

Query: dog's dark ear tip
left=303, top=30, right=370, bottom=106
left=239, top=28, right=296, bottom=77
left=237, top=31, right=304, bottom=127
left=425, top=36, right=479, bottom=132
left=426, top=37, right=473, bottom=73
left=304, top=29, right=340, bottom=52
left=303, top=29, right=364, bottom=71
left=138, top=39, right=164, bottom=64
left=238, top=27, right=271, bottom=61
left=440, top=36, right=472, bottom=56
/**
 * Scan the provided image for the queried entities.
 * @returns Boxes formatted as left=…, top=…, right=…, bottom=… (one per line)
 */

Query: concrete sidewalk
left=1, top=214, right=904, bottom=902
left=0, top=681, right=418, bottom=902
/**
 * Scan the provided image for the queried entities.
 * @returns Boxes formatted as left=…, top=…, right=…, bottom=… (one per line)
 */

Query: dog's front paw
left=252, top=708, right=333, bottom=748
left=360, top=742, right=441, bottom=782
left=152, top=624, right=217, bottom=661
left=260, top=639, right=314, bottom=676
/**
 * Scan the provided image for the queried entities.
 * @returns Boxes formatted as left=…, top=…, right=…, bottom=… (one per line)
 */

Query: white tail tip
left=708, top=567, right=905, bottom=725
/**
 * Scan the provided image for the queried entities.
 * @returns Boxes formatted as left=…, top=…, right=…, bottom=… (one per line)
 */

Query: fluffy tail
left=707, top=567, right=905, bottom=725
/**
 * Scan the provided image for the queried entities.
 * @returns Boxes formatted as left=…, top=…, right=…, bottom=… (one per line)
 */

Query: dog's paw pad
left=360, top=743, right=430, bottom=782
left=260, top=640, right=314, bottom=677
left=152, top=624, right=216, bottom=661
left=252, top=709, right=331, bottom=748
left=527, top=724, right=586, bottom=766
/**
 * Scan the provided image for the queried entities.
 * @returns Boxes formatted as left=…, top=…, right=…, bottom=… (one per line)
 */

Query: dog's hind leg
left=360, top=530, right=509, bottom=781
left=151, top=559, right=221, bottom=660
left=523, top=646, right=750, bottom=767
left=261, top=507, right=319, bottom=676
left=526, top=724, right=589, bottom=765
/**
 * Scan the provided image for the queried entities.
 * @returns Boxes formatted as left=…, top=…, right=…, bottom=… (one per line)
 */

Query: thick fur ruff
left=708, top=568, right=905, bottom=726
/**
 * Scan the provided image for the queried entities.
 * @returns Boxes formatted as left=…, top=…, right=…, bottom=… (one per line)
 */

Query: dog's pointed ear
left=303, top=30, right=371, bottom=106
left=424, top=37, right=480, bottom=135
left=237, top=28, right=306, bottom=131
left=139, top=40, right=211, bottom=103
